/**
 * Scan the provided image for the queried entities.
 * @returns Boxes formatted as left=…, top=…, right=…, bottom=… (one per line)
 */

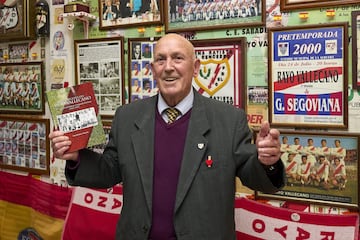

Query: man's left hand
left=256, top=121, right=281, bottom=166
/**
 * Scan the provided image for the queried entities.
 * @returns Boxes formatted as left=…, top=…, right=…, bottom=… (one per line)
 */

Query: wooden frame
left=98, top=0, right=163, bottom=30
left=280, top=0, right=359, bottom=11
left=74, top=37, right=125, bottom=118
left=0, top=0, right=36, bottom=42
left=128, top=37, right=159, bottom=102
left=352, top=11, right=360, bottom=90
left=268, top=23, right=348, bottom=129
left=256, top=131, right=359, bottom=210
left=0, top=62, right=45, bottom=114
left=192, top=37, right=247, bottom=109
left=0, top=117, right=50, bottom=175
left=164, top=0, right=265, bottom=33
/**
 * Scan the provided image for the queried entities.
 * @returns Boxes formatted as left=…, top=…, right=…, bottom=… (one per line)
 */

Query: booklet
left=46, top=82, right=106, bottom=152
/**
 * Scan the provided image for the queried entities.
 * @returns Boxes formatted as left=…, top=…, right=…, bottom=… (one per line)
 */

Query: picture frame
left=0, top=0, right=36, bottom=42
left=191, top=37, right=247, bottom=109
left=74, top=37, right=125, bottom=118
left=0, top=61, right=45, bottom=114
left=268, top=23, right=348, bottom=129
left=280, top=0, right=359, bottom=11
left=0, top=117, right=50, bottom=175
left=98, top=0, right=163, bottom=30
left=128, top=37, right=159, bottom=102
left=256, top=131, right=359, bottom=210
left=164, top=0, right=265, bottom=33
left=352, top=11, right=360, bottom=90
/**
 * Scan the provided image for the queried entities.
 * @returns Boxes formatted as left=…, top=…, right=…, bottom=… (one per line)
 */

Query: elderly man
left=49, top=33, right=284, bottom=240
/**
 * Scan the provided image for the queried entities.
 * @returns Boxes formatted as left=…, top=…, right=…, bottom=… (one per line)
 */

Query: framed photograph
left=0, top=0, right=36, bottom=42
left=192, top=37, right=247, bottom=109
left=256, top=131, right=359, bottom=210
left=99, top=0, right=163, bottom=30
left=0, top=62, right=45, bottom=114
left=280, top=0, right=359, bottom=11
left=268, top=23, right=348, bottom=129
left=9, top=43, right=29, bottom=60
left=0, top=117, right=50, bottom=175
left=352, top=11, right=360, bottom=90
left=164, top=0, right=265, bottom=33
left=128, top=37, right=159, bottom=102
left=74, top=37, right=125, bottom=118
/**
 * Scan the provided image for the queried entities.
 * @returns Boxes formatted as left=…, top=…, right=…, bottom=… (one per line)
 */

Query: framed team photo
left=268, top=23, right=348, bottom=129
left=256, top=131, right=359, bottom=210
left=98, top=0, right=163, bottom=30
left=74, top=37, right=125, bottom=118
left=164, top=0, right=265, bottom=33
left=0, top=117, right=50, bottom=175
left=0, top=62, right=45, bottom=114
left=280, top=0, right=359, bottom=11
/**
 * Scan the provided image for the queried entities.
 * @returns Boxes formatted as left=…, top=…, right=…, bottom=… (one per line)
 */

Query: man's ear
left=193, top=59, right=201, bottom=77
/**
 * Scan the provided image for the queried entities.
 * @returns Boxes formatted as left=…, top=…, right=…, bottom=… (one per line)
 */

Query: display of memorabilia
left=268, top=23, right=348, bottom=129
left=74, top=37, right=125, bottom=118
left=256, top=131, right=359, bottom=210
left=0, top=117, right=50, bottom=175
left=46, top=82, right=106, bottom=153
left=0, top=0, right=36, bottom=41
left=0, top=62, right=45, bottom=114
left=164, top=0, right=265, bottom=33
left=98, top=0, right=163, bottom=30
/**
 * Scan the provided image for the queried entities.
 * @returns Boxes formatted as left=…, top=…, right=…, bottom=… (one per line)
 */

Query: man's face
left=135, top=45, right=141, bottom=54
left=151, top=34, right=200, bottom=106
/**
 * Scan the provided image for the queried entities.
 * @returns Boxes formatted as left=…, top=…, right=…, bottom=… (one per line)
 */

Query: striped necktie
left=165, top=108, right=180, bottom=124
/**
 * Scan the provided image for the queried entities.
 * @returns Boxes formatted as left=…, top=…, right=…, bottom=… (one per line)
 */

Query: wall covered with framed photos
left=1, top=0, right=360, bottom=226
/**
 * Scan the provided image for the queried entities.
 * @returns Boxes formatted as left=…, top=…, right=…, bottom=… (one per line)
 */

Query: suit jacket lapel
left=131, top=97, right=157, bottom=213
left=175, top=92, right=210, bottom=212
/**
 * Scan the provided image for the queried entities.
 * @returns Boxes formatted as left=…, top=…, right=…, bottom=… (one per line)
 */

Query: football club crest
left=0, top=6, right=18, bottom=29
left=194, top=58, right=230, bottom=96
left=277, top=42, right=289, bottom=57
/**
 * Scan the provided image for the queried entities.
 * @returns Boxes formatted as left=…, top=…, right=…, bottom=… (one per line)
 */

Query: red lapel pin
left=205, top=156, right=213, bottom=168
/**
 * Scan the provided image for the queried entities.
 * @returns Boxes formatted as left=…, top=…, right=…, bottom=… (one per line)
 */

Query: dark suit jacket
left=66, top=90, right=284, bottom=240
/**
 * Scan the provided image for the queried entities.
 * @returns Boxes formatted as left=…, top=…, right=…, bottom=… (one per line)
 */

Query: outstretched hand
left=256, top=121, right=281, bottom=165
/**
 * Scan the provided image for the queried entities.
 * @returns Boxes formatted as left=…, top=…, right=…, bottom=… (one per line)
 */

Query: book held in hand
left=46, top=82, right=106, bottom=152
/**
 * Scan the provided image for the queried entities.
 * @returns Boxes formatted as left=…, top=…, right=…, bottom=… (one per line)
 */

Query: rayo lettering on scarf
left=72, top=187, right=122, bottom=214
left=235, top=198, right=358, bottom=240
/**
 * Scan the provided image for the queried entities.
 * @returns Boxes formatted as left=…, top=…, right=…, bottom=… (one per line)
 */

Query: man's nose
left=164, top=59, right=174, bottom=70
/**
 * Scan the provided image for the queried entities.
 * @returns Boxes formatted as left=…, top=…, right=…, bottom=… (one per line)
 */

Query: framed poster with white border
left=74, top=37, right=125, bottom=119
left=268, top=23, right=348, bottom=129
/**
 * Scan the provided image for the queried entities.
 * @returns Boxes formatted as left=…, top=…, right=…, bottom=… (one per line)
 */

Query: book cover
left=46, top=82, right=106, bottom=152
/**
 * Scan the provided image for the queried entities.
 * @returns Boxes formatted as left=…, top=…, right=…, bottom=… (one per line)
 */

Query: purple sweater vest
left=149, top=110, right=191, bottom=240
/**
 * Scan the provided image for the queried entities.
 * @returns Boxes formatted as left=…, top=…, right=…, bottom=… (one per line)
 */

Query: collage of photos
left=270, top=133, right=359, bottom=206
left=0, top=120, right=48, bottom=173
left=79, top=61, right=122, bottom=115
left=129, top=40, right=159, bottom=102
left=0, top=63, right=43, bottom=113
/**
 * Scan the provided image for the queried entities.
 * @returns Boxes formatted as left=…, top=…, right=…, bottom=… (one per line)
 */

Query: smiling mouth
left=164, top=77, right=177, bottom=82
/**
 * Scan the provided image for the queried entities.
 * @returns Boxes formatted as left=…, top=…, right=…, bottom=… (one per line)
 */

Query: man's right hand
left=49, top=131, right=79, bottom=161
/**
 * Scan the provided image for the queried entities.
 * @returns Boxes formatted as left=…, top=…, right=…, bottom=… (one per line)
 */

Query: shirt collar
left=158, top=88, right=194, bottom=116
